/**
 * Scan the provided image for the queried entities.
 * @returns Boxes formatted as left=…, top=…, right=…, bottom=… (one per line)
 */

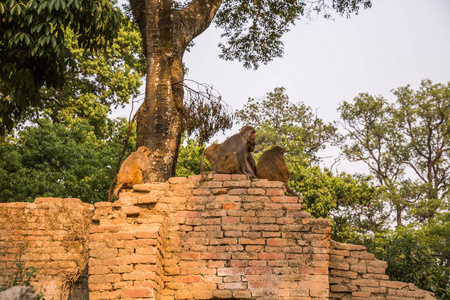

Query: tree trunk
left=132, top=0, right=222, bottom=182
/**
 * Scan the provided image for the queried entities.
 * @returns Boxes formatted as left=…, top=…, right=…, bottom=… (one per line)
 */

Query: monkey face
left=137, top=146, right=151, bottom=157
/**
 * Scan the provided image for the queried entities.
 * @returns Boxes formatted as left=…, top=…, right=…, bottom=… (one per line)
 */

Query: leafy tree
left=236, top=87, right=340, bottom=163
left=123, top=0, right=372, bottom=181
left=175, top=136, right=206, bottom=177
left=339, top=79, right=450, bottom=225
left=418, top=212, right=450, bottom=269
left=0, top=0, right=123, bottom=133
left=288, top=164, right=385, bottom=240
left=394, top=80, right=450, bottom=221
left=2, top=0, right=373, bottom=181
left=230, top=88, right=383, bottom=239
left=9, top=15, right=146, bottom=138
left=0, top=119, right=134, bottom=204
left=363, top=228, right=450, bottom=299
left=0, top=11, right=147, bottom=204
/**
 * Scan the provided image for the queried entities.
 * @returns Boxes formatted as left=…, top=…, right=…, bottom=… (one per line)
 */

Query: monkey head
left=240, top=125, right=256, bottom=142
left=271, top=146, right=284, bottom=155
left=137, top=146, right=151, bottom=157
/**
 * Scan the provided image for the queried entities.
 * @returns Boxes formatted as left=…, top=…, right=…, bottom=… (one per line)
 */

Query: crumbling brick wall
left=329, top=240, right=435, bottom=299
left=90, top=175, right=332, bottom=299
left=0, top=176, right=437, bottom=300
left=0, top=198, right=94, bottom=299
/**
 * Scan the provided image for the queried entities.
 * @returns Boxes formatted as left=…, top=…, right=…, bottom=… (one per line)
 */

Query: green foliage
left=417, top=212, right=450, bottom=270
left=362, top=228, right=450, bottom=299
left=289, top=165, right=385, bottom=240
left=175, top=137, right=206, bottom=177
left=0, top=254, right=38, bottom=291
left=0, top=254, right=45, bottom=299
left=236, top=87, right=340, bottom=163
left=0, top=119, right=134, bottom=204
left=0, top=0, right=123, bottom=134
left=339, top=79, right=450, bottom=224
left=4, top=14, right=145, bottom=138
left=215, top=0, right=371, bottom=69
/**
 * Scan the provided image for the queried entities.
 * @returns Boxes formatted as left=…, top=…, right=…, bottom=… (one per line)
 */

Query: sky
left=116, top=0, right=450, bottom=173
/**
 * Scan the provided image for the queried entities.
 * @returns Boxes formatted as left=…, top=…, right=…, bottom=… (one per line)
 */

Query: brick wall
left=329, top=240, right=435, bottom=300
left=0, top=176, right=437, bottom=300
left=0, top=198, right=93, bottom=299
left=90, top=175, right=332, bottom=299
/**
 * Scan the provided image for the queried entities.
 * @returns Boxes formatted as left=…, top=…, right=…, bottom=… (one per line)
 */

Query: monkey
left=256, top=146, right=298, bottom=196
left=200, top=143, right=222, bottom=175
left=113, top=146, right=151, bottom=198
left=201, top=141, right=256, bottom=180
left=213, top=125, right=257, bottom=179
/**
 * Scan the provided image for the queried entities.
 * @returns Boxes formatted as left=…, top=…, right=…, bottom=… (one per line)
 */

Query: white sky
left=116, top=0, right=450, bottom=173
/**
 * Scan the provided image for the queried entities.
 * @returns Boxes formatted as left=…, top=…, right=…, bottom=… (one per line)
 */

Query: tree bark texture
left=130, top=0, right=222, bottom=182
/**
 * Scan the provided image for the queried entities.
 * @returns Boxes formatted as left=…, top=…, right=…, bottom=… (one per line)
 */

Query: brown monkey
left=256, top=146, right=298, bottom=196
left=200, top=143, right=222, bottom=172
left=201, top=142, right=256, bottom=180
left=113, top=146, right=151, bottom=198
left=213, top=126, right=257, bottom=178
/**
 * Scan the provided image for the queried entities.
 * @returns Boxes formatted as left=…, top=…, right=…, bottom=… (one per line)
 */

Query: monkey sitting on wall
left=213, top=126, right=257, bottom=179
left=113, top=146, right=151, bottom=198
left=200, top=143, right=222, bottom=175
left=256, top=146, right=298, bottom=196
left=201, top=141, right=256, bottom=180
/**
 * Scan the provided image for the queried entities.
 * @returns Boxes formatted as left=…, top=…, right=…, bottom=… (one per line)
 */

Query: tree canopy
left=0, top=0, right=123, bottom=134
left=339, top=79, right=450, bottom=225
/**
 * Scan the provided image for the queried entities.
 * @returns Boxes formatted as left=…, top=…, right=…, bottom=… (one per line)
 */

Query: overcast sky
left=116, top=0, right=450, bottom=172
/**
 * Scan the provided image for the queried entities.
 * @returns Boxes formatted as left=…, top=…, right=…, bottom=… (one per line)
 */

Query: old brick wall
left=0, top=176, right=438, bottom=300
left=329, top=240, right=435, bottom=300
left=0, top=198, right=94, bottom=299
left=89, top=175, right=332, bottom=299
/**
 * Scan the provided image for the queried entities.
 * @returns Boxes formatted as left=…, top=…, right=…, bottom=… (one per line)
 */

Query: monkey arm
left=236, top=150, right=256, bottom=179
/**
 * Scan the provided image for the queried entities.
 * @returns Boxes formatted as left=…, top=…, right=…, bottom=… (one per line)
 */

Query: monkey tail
left=285, top=185, right=299, bottom=197
left=200, top=150, right=207, bottom=181
left=113, top=183, right=123, bottom=199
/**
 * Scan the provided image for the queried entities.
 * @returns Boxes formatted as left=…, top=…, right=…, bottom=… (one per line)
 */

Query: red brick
left=123, top=254, right=157, bottom=264
left=121, top=288, right=154, bottom=298
left=122, top=271, right=156, bottom=281
left=247, top=188, right=265, bottom=195
left=240, top=217, right=258, bottom=223
left=244, top=267, right=272, bottom=275
left=299, top=267, right=328, bottom=275
left=218, top=268, right=245, bottom=276
left=283, top=203, right=302, bottom=210
left=352, top=291, right=371, bottom=297
left=265, top=203, right=283, bottom=210
left=266, top=238, right=284, bottom=246
left=258, top=252, right=285, bottom=260
left=380, top=281, right=408, bottom=289
left=262, top=231, right=281, bottom=238
left=134, top=280, right=157, bottom=289
left=178, top=275, right=202, bottom=283
left=213, top=174, right=232, bottom=180
left=228, top=189, right=247, bottom=195
left=302, top=280, right=329, bottom=289
left=223, top=203, right=239, bottom=209
left=232, top=252, right=258, bottom=260
left=239, top=238, right=265, bottom=245
left=201, top=252, right=232, bottom=260
left=111, top=232, right=134, bottom=240
left=181, top=252, right=201, bottom=260
left=89, top=283, right=112, bottom=291
left=247, top=280, right=277, bottom=289
left=135, top=230, right=159, bottom=239
left=267, top=189, right=285, bottom=196
left=222, top=216, right=240, bottom=223
left=219, top=282, right=246, bottom=290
